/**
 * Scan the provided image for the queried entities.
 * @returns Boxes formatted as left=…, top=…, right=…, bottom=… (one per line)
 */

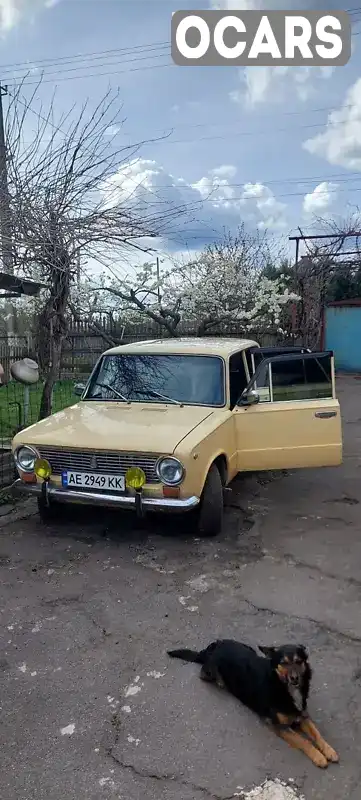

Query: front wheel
left=195, top=464, right=224, bottom=538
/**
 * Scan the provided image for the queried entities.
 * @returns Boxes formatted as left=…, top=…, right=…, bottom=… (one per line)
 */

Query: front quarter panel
left=174, top=411, right=236, bottom=498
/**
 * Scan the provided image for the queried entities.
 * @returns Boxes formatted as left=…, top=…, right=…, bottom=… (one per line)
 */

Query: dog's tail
left=167, top=648, right=205, bottom=663
left=167, top=641, right=217, bottom=664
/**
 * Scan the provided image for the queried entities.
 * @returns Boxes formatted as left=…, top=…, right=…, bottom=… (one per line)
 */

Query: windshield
left=85, top=353, right=225, bottom=407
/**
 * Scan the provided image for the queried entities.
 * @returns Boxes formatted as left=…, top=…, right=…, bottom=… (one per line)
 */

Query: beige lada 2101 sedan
left=12, top=338, right=342, bottom=537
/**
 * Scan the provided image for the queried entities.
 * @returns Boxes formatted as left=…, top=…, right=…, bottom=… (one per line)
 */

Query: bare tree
left=294, top=214, right=361, bottom=347
left=4, top=79, right=195, bottom=416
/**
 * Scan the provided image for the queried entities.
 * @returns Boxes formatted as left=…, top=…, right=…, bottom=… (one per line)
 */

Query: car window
left=85, top=353, right=226, bottom=407
left=248, top=346, right=311, bottom=376
left=229, top=352, right=249, bottom=408
left=240, top=354, right=333, bottom=404
left=271, top=355, right=332, bottom=401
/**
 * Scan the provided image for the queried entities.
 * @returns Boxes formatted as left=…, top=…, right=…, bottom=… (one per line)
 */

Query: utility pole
left=0, top=82, right=16, bottom=347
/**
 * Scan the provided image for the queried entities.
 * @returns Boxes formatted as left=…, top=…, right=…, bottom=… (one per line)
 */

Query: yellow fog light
left=125, top=467, right=146, bottom=490
left=34, top=458, right=52, bottom=480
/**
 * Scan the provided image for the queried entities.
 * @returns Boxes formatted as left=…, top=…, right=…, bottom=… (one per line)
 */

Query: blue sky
left=1, top=0, right=361, bottom=269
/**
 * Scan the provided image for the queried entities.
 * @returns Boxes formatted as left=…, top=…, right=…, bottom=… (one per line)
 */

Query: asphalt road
left=1, top=377, right=361, bottom=799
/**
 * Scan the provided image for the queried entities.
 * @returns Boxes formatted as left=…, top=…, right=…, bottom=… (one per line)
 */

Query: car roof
left=103, top=337, right=259, bottom=358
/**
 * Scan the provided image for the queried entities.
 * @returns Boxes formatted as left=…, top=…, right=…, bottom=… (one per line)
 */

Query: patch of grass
left=0, top=379, right=78, bottom=441
left=0, top=488, right=15, bottom=505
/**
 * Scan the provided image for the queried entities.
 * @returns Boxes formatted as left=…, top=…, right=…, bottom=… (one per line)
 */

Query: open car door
left=245, top=345, right=311, bottom=378
left=233, top=351, right=342, bottom=472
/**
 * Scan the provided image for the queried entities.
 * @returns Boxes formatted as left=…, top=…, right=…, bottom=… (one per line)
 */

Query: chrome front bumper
left=13, top=479, right=199, bottom=513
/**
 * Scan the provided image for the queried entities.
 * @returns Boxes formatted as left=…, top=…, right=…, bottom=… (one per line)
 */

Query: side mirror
left=239, top=389, right=260, bottom=407
left=74, top=383, right=86, bottom=397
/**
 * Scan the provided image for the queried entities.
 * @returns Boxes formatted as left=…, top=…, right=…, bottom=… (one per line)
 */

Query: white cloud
left=210, top=164, right=238, bottom=179
left=303, top=78, right=361, bottom=171
left=211, top=0, right=336, bottom=107
left=103, top=125, right=120, bottom=138
left=303, top=181, right=338, bottom=215
left=100, top=158, right=288, bottom=249
left=231, top=64, right=334, bottom=108
left=0, top=0, right=59, bottom=32
left=0, top=0, right=20, bottom=29
left=241, top=182, right=287, bottom=230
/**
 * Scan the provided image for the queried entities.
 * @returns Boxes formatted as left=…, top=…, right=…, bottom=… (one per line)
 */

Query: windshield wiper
left=92, top=382, right=130, bottom=402
left=137, top=388, right=182, bottom=406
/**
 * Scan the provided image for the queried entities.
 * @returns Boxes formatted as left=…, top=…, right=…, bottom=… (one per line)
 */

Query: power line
left=1, top=8, right=360, bottom=77
left=15, top=105, right=359, bottom=147
left=6, top=75, right=361, bottom=264
left=84, top=174, right=361, bottom=190
left=5, top=49, right=171, bottom=81
left=16, top=97, right=361, bottom=149
left=12, top=90, right=361, bottom=199
left=6, top=26, right=361, bottom=88
left=10, top=61, right=174, bottom=87
left=10, top=92, right=361, bottom=237
left=78, top=92, right=361, bottom=141
left=216, top=184, right=361, bottom=201
left=0, top=40, right=170, bottom=74
left=26, top=104, right=352, bottom=150
left=135, top=116, right=361, bottom=147
left=154, top=184, right=361, bottom=202
left=114, top=108, right=358, bottom=144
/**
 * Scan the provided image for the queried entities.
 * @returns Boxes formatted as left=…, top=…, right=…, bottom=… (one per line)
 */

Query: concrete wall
left=325, top=305, right=361, bottom=372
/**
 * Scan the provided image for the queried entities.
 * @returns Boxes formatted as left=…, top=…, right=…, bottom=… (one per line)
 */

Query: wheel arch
left=213, top=453, right=228, bottom=487
left=198, top=452, right=228, bottom=495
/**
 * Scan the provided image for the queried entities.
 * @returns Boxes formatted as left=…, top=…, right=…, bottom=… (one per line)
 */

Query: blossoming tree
left=83, top=228, right=299, bottom=341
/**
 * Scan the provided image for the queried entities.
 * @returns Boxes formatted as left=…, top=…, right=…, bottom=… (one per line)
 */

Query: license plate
left=62, top=471, right=125, bottom=491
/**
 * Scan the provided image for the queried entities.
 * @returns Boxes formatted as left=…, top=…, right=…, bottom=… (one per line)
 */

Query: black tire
left=195, top=463, right=224, bottom=538
left=37, top=497, right=68, bottom=523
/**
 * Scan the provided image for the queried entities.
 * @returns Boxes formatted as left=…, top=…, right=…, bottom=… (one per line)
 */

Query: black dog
left=168, top=639, right=339, bottom=768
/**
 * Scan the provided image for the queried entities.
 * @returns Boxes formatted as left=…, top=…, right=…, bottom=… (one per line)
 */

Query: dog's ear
left=258, top=646, right=276, bottom=658
left=298, top=645, right=309, bottom=660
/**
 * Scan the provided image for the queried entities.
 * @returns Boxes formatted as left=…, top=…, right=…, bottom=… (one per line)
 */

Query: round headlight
left=14, top=445, right=38, bottom=473
left=156, top=457, right=184, bottom=486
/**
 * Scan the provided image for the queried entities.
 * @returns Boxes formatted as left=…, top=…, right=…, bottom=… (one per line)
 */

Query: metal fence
left=0, top=379, right=77, bottom=488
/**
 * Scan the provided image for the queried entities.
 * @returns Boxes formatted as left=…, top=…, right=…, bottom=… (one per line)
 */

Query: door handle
left=314, top=411, right=337, bottom=418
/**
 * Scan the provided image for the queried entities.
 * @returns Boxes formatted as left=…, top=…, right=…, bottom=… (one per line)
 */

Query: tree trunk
left=37, top=216, right=72, bottom=420
left=38, top=337, right=62, bottom=420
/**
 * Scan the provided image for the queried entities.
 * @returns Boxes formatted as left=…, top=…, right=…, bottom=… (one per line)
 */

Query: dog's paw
left=323, top=745, right=339, bottom=763
left=312, top=751, right=328, bottom=769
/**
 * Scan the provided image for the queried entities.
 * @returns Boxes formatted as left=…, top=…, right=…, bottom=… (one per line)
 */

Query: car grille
left=37, top=447, right=161, bottom=483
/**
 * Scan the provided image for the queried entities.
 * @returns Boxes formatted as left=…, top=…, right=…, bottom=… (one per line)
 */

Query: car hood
left=13, top=401, right=215, bottom=454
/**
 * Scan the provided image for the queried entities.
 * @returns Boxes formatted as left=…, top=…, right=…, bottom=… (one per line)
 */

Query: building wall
left=325, top=305, right=361, bottom=372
